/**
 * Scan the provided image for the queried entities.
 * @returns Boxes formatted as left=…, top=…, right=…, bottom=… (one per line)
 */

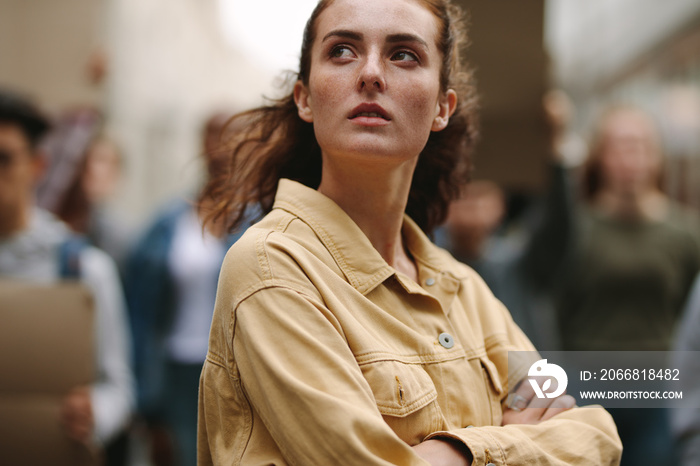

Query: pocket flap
left=361, top=360, right=438, bottom=418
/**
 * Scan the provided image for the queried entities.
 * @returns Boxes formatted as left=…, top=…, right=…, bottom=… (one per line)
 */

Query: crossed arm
left=207, top=285, right=621, bottom=465
left=413, top=376, right=578, bottom=465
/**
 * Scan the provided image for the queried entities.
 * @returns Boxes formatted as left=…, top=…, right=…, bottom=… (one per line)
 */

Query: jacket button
left=425, top=277, right=436, bottom=286
left=438, top=332, right=454, bottom=349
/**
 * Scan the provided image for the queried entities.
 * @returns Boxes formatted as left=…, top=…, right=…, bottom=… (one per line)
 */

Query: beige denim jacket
left=198, top=179, right=621, bottom=465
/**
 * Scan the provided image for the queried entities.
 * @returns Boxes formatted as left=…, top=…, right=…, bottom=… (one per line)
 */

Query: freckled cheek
left=400, top=86, right=440, bottom=131
left=310, top=74, right=348, bottom=119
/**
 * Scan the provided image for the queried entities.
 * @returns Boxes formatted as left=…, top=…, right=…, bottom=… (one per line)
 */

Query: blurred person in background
left=436, top=91, right=578, bottom=350
left=557, top=105, right=700, bottom=465
left=58, top=133, right=130, bottom=268
left=0, top=90, right=134, bottom=461
left=558, top=105, right=700, bottom=350
left=38, top=108, right=133, bottom=273
left=125, top=112, right=253, bottom=466
left=438, top=180, right=506, bottom=273
left=672, top=272, right=700, bottom=466
left=37, top=108, right=134, bottom=464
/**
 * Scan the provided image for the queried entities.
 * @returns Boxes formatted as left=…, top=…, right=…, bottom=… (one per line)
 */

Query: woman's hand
left=412, top=438, right=473, bottom=466
left=501, top=377, right=576, bottom=426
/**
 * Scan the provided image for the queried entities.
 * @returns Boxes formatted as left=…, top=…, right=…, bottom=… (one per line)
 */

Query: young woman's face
left=598, top=111, right=661, bottom=194
left=294, top=0, right=456, bottom=167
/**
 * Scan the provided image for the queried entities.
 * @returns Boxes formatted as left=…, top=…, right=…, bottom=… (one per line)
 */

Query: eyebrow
left=387, top=33, right=429, bottom=49
left=322, top=29, right=429, bottom=49
left=322, top=29, right=362, bottom=42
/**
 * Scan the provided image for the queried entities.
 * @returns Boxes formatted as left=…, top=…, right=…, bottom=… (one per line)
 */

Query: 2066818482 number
left=600, top=368, right=680, bottom=381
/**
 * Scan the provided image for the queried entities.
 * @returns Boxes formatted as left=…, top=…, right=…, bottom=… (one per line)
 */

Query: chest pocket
left=360, top=359, right=439, bottom=445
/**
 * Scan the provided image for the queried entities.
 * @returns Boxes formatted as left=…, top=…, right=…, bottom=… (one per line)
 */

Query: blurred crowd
left=1, top=82, right=700, bottom=466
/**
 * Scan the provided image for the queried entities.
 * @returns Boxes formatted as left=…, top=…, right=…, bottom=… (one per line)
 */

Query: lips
left=349, top=103, right=391, bottom=121
left=354, top=112, right=386, bottom=119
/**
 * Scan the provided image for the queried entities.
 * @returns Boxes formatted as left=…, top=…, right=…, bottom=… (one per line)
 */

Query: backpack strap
left=58, top=236, right=88, bottom=279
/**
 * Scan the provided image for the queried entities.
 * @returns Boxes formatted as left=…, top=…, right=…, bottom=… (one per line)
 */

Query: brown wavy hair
left=200, top=0, right=478, bottom=235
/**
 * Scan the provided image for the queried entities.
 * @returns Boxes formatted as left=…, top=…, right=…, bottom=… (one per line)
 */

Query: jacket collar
left=272, top=179, right=465, bottom=311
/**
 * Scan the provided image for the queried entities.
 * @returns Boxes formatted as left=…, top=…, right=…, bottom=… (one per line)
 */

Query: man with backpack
left=0, top=89, right=134, bottom=458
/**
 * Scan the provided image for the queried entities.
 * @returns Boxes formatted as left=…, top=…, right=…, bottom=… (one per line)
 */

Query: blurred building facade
left=0, top=0, right=104, bottom=111
left=458, top=0, right=550, bottom=194
left=104, top=0, right=273, bottom=225
left=1, top=0, right=274, bottom=227
left=3, top=0, right=700, bottom=220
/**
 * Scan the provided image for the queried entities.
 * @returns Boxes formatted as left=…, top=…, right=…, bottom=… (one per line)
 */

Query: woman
left=557, top=106, right=700, bottom=465
left=198, top=0, right=621, bottom=464
left=126, top=113, right=252, bottom=466
left=38, top=107, right=132, bottom=270
left=558, top=106, right=700, bottom=352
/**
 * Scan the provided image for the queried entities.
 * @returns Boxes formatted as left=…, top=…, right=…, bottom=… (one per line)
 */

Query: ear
left=432, top=89, right=458, bottom=132
left=293, top=80, right=314, bottom=123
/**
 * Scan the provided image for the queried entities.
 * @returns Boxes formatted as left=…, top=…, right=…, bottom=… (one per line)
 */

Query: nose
left=357, top=53, right=386, bottom=92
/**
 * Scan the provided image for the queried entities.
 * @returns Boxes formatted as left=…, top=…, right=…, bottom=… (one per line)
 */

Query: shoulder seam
left=232, top=279, right=322, bottom=312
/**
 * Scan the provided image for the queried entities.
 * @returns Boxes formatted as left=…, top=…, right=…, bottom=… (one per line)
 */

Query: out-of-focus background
left=3, top=0, right=700, bottom=223
left=3, top=1, right=700, bottom=465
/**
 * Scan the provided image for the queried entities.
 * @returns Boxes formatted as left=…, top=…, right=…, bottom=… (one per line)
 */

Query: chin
left=348, top=145, right=417, bottom=164
left=353, top=138, right=425, bottom=160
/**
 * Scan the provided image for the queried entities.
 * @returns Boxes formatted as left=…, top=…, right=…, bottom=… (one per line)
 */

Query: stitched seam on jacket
left=375, top=389, right=438, bottom=415
left=484, top=332, right=512, bottom=352
left=274, top=200, right=359, bottom=288
left=484, top=430, right=507, bottom=465
left=205, top=352, right=226, bottom=369
left=354, top=346, right=487, bottom=365
left=230, top=277, right=326, bottom=312
left=235, top=370, right=255, bottom=465
left=230, top=281, right=349, bottom=351
left=255, top=227, right=275, bottom=282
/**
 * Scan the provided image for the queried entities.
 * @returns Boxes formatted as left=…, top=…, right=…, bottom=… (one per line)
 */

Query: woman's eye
left=391, top=50, right=418, bottom=62
left=330, top=46, right=354, bottom=59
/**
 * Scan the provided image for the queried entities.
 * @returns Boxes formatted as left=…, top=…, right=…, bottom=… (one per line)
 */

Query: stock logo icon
left=528, top=359, right=568, bottom=399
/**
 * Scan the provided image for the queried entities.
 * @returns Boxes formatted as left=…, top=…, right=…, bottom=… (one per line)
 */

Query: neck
left=594, top=187, right=667, bottom=221
left=318, top=155, right=418, bottom=275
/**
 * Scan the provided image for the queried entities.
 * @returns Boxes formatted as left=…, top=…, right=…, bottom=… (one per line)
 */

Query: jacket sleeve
left=427, top=406, right=620, bottom=465
left=428, top=295, right=622, bottom=465
left=229, top=284, right=432, bottom=466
